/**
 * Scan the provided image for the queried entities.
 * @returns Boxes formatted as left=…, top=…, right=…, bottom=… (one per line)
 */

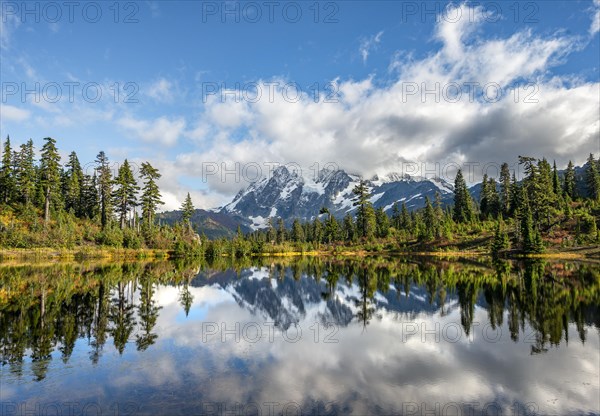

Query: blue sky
left=1, top=1, right=599, bottom=210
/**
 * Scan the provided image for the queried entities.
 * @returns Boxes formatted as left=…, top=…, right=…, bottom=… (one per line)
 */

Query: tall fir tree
left=499, top=162, right=511, bottom=216
left=180, top=192, right=195, bottom=231
left=352, top=180, right=376, bottom=239
left=139, top=162, right=163, bottom=227
left=95, top=151, right=114, bottom=229
left=17, top=140, right=36, bottom=206
left=291, top=219, right=305, bottom=242
left=585, top=153, right=600, bottom=201
left=0, top=135, right=16, bottom=204
left=64, top=151, right=84, bottom=215
left=453, top=169, right=474, bottom=223
left=563, top=160, right=576, bottom=199
left=375, top=207, right=390, bottom=238
left=113, top=159, right=139, bottom=229
left=39, top=137, right=62, bottom=222
left=552, top=160, right=561, bottom=197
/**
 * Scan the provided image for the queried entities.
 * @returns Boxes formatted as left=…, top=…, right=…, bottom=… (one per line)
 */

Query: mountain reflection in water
left=1, top=257, right=598, bottom=415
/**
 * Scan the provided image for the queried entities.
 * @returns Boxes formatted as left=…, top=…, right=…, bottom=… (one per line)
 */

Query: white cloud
left=359, top=31, right=384, bottom=63
left=179, top=4, right=598, bottom=199
left=118, top=115, right=186, bottom=146
left=591, top=0, right=600, bottom=36
left=0, top=105, right=31, bottom=122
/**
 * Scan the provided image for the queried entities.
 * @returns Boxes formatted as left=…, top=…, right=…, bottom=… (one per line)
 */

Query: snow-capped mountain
left=220, top=166, right=454, bottom=229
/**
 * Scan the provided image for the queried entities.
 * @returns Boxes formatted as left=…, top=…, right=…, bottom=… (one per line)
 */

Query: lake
left=0, top=257, right=598, bottom=415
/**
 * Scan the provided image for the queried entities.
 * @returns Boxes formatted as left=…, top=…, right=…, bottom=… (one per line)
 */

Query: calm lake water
left=1, top=257, right=598, bottom=415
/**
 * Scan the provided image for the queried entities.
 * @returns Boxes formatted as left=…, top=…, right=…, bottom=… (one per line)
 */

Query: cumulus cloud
left=0, top=104, right=31, bottom=122
left=118, top=115, right=186, bottom=146
left=359, top=31, right=384, bottom=63
left=177, top=3, right=598, bottom=201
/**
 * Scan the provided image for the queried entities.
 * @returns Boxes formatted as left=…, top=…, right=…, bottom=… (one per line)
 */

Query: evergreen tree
left=180, top=192, right=195, bottom=230
left=95, top=151, right=114, bottom=229
left=64, top=151, right=84, bottom=215
left=585, top=153, right=600, bottom=201
left=563, top=160, right=576, bottom=199
left=342, top=214, right=355, bottom=242
left=0, top=135, right=16, bottom=203
left=480, top=174, right=489, bottom=219
left=352, top=180, right=376, bottom=239
left=375, top=207, right=390, bottom=238
left=81, top=174, right=99, bottom=219
left=17, top=140, right=36, bottom=206
left=39, top=137, right=62, bottom=222
left=491, top=217, right=509, bottom=256
left=291, top=219, right=305, bottom=242
left=499, top=162, right=511, bottom=216
left=312, top=218, right=324, bottom=244
left=422, top=196, right=437, bottom=240
left=113, top=159, right=139, bottom=229
left=486, top=178, right=500, bottom=219
left=400, top=201, right=411, bottom=230
left=277, top=218, right=286, bottom=244
left=453, top=169, right=474, bottom=223
left=391, top=202, right=401, bottom=229
left=139, top=162, right=163, bottom=227
left=552, top=160, right=561, bottom=197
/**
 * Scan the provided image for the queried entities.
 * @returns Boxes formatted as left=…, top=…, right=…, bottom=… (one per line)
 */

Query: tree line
left=0, top=136, right=199, bottom=252
left=208, top=153, right=600, bottom=257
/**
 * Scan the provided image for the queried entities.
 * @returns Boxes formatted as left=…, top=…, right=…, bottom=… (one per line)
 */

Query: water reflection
left=0, top=257, right=598, bottom=415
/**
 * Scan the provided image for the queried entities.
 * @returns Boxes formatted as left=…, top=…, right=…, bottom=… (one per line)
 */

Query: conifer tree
left=113, top=159, right=139, bottom=229
left=139, top=162, right=163, bottom=227
left=453, top=169, right=474, bottom=223
left=352, top=180, right=376, bottom=239
left=17, top=140, right=36, bottom=206
left=563, top=160, right=576, bottom=199
left=552, top=160, right=561, bottom=197
left=0, top=136, right=16, bottom=204
left=499, top=162, right=511, bottom=216
left=64, top=151, right=84, bottom=215
left=95, top=151, right=114, bottom=229
left=585, top=153, right=600, bottom=201
left=181, top=192, right=195, bottom=231
left=375, top=207, right=390, bottom=238
left=422, top=196, right=437, bottom=240
left=342, top=214, right=355, bottom=241
left=39, top=137, right=62, bottom=222
left=291, top=219, right=305, bottom=242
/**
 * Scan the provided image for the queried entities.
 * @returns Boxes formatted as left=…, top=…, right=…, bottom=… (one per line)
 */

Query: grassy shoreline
left=2, top=244, right=599, bottom=263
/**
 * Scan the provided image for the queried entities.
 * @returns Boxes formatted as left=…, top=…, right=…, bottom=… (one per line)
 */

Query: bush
left=123, top=228, right=143, bottom=249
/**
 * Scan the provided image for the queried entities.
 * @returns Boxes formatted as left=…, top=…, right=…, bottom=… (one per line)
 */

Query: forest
left=1, top=136, right=599, bottom=259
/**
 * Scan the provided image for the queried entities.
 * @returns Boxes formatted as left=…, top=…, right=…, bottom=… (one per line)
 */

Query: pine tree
left=585, top=153, right=600, bottom=201
left=291, top=219, right=305, bottom=242
left=277, top=218, right=286, bottom=244
left=353, top=180, right=376, bottom=239
left=0, top=135, right=16, bottom=204
left=64, top=151, right=84, bottom=215
left=113, top=159, right=139, bottom=229
left=453, top=169, right=474, bottom=223
left=139, top=162, right=163, bottom=227
left=17, top=140, right=36, bottom=206
left=391, top=202, right=401, bottom=229
left=400, top=201, right=411, bottom=230
left=563, top=160, right=576, bottom=199
left=180, top=192, right=195, bottom=231
left=499, top=162, right=511, bottom=216
left=81, top=174, right=99, bottom=219
left=480, top=174, right=489, bottom=219
left=552, top=160, right=561, bottom=197
left=491, top=218, right=509, bottom=256
left=422, top=196, right=437, bottom=240
left=95, top=151, right=114, bottom=229
left=342, top=214, right=355, bottom=242
left=39, top=137, right=62, bottom=222
left=375, top=207, right=390, bottom=238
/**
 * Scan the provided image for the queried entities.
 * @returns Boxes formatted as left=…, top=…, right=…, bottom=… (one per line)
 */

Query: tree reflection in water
left=0, top=256, right=598, bottom=381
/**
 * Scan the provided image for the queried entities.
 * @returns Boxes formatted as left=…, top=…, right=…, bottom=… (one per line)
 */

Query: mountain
left=221, top=166, right=455, bottom=229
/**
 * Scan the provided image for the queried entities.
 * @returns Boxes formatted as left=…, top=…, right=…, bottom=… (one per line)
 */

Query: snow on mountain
left=219, top=166, right=456, bottom=228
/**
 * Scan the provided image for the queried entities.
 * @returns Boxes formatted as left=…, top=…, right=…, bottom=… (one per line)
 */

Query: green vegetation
left=1, top=135, right=599, bottom=259
left=0, top=136, right=201, bottom=257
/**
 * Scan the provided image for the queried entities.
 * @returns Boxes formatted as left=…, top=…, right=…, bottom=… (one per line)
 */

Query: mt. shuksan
left=220, top=166, right=454, bottom=230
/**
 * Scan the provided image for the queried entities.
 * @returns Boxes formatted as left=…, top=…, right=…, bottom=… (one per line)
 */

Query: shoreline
left=1, top=244, right=599, bottom=263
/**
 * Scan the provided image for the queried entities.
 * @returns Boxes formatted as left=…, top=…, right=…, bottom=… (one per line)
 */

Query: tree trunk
left=44, top=186, right=50, bottom=223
